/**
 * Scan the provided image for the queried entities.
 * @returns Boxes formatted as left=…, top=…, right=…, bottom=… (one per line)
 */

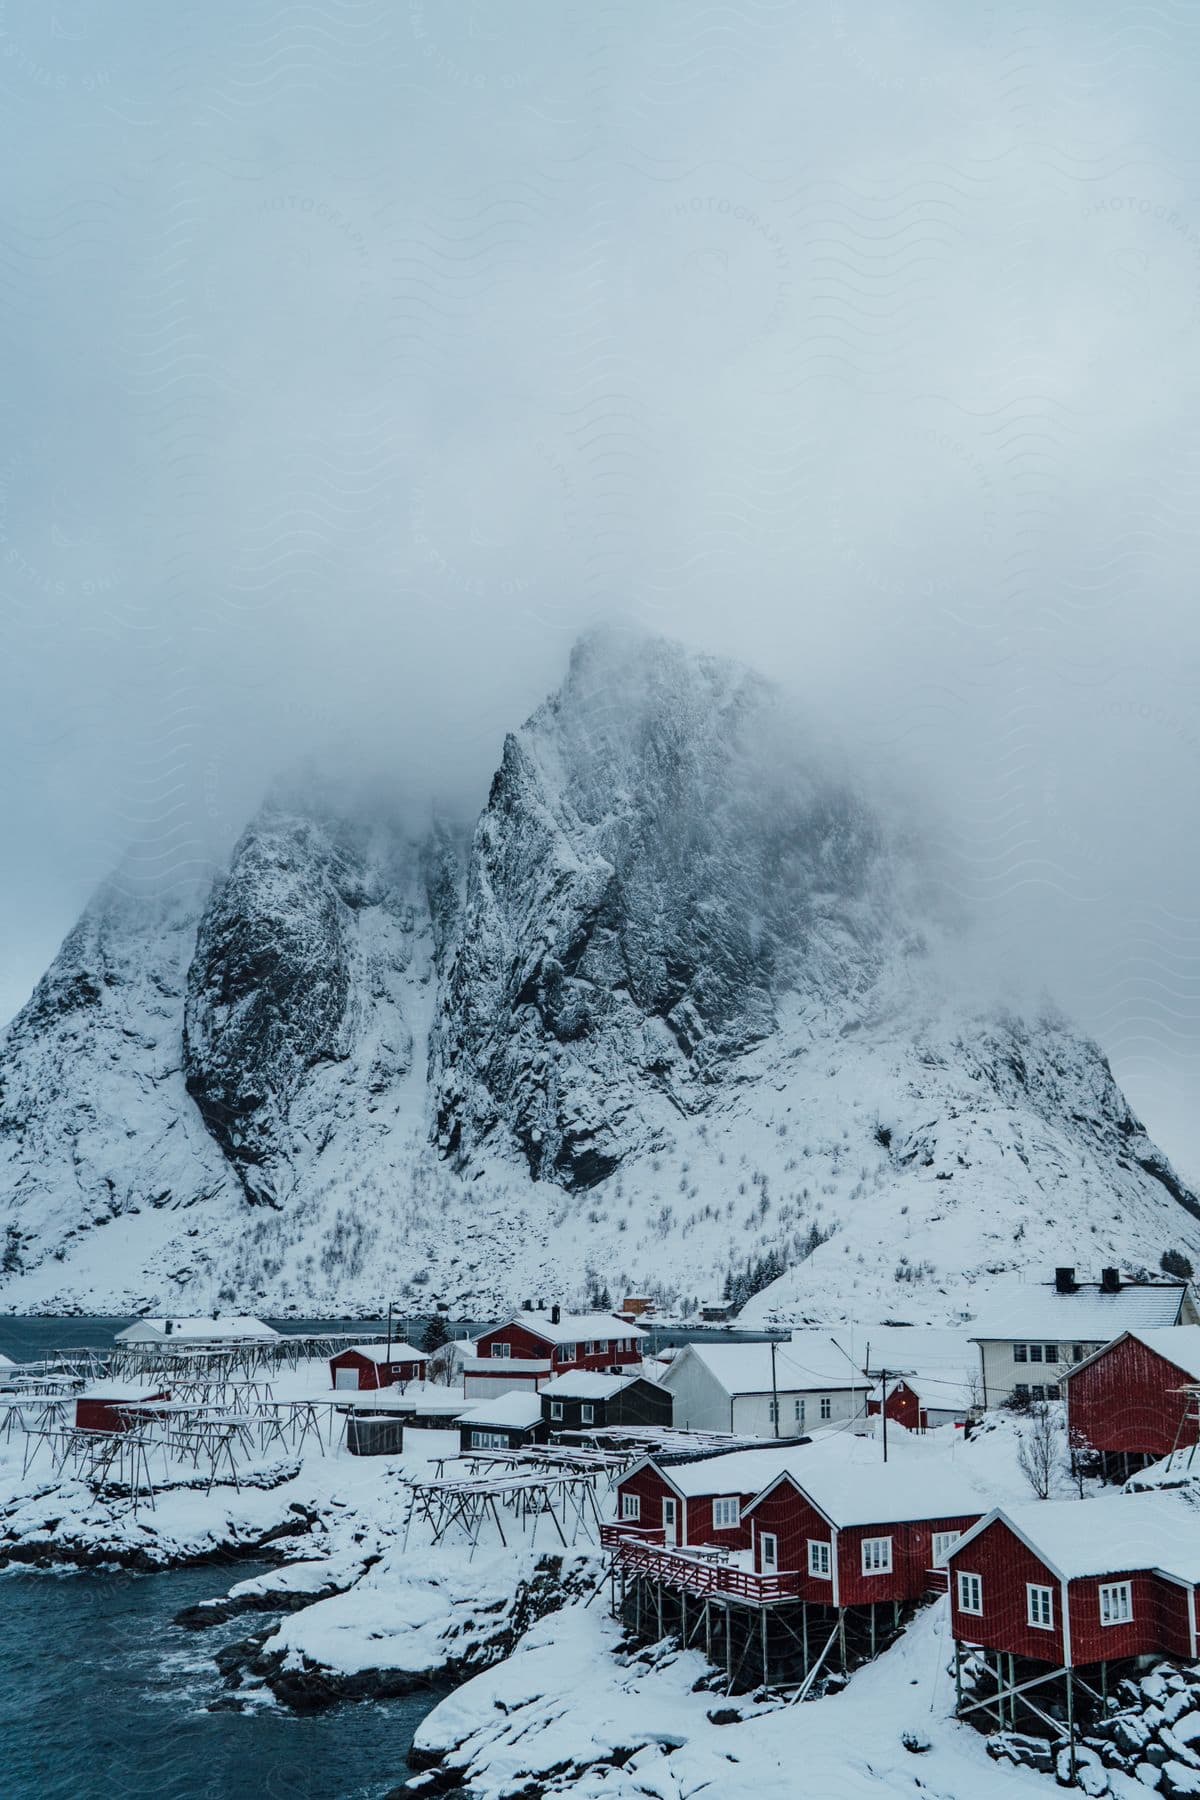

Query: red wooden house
left=329, top=1342, right=428, bottom=1391
left=611, top=1446, right=802, bottom=1552
left=1063, top=1326, right=1200, bottom=1468
left=466, top=1307, right=645, bottom=1396
left=947, top=1492, right=1200, bottom=1670
left=75, top=1384, right=171, bottom=1432
left=741, top=1459, right=982, bottom=1602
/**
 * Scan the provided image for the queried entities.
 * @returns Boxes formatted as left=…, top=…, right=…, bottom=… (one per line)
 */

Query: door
left=335, top=1367, right=358, bottom=1390
left=662, top=1497, right=678, bottom=1547
left=760, top=1532, right=779, bottom=1575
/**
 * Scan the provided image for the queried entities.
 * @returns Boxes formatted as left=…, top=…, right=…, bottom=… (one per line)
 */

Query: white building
left=660, top=1338, right=870, bottom=1437
left=115, top=1315, right=280, bottom=1346
left=967, top=1268, right=1198, bottom=1409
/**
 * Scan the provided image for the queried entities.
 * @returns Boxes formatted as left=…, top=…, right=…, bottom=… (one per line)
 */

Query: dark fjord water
left=0, top=1564, right=437, bottom=1800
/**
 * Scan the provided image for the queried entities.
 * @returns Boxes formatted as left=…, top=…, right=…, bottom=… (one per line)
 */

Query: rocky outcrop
left=431, top=631, right=901, bottom=1188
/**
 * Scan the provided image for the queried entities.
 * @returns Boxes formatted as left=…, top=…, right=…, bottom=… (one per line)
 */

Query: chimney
left=1101, top=1267, right=1121, bottom=1294
left=1054, top=1267, right=1077, bottom=1294
left=164, top=1319, right=174, bottom=1336
left=550, top=1303, right=561, bottom=1325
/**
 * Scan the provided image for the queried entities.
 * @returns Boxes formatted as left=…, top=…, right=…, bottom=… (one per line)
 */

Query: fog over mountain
left=3, top=2, right=1200, bottom=1193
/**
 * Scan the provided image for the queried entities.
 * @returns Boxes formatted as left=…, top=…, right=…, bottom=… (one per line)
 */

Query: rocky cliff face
left=431, top=632, right=904, bottom=1188
left=1, top=630, right=1198, bottom=1316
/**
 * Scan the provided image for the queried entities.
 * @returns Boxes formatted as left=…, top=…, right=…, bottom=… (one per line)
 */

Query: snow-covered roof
left=115, top=1316, right=279, bottom=1343
left=870, top=1371, right=976, bottom=1414
left=77, top=1382, right=170, bottom=1403
left=1063, top=1326, right=1200, bottom=1385
left=457, top=1392, right=545, bottom=1430
left=967, top=1281, right=1190, bottom=1342
left=642, top=1445, right=812, bottom=1499
left=541, top=1372, right=637, bottom=1400
left=668, top=1338, right=867, bottom=1397
left=333, top=1342, right=427, bottom=1364
left=0, top=1353, right=14, bottom=1368
left=951, top=1492, right=1200, bottom=1584
left=746, top=1454, right=983, bottom=1528
left=503, top=1311, right=647, bottom=1345
left=463, top=1356, right=554, bottom=1374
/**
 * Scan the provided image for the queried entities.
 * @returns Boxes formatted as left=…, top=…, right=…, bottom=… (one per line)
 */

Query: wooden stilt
left=705, top=1599, right=712, bottom=1663
left=656, top=1581, right=664, bottom=1642
left=680, top=1592, right=687, bottom=1645
left=761, top=1607, right=769, bottom=1688
left=1066, top=1668, right=1077, bottom=1784
left=954, top=1641, right=962, bottom=1712
left=838, top=1609, right=847, bottom=1671
left=870, top=1605, right=876, bottom=1658
left=725, top=1605, right=733, bottom=1688
left=802, top=1602, right=809, bottom=1679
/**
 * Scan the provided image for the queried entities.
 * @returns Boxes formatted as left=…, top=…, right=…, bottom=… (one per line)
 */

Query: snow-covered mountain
left=2, top=629, right=1198, bottom=1318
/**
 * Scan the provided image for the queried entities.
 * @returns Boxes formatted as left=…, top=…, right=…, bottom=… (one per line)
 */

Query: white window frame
left=549, top=1400, right=563, bottom=1421
left=581, top=1403, right=595, bottom=1424
left=807, top=1539, right=832, bottom=1579
left=1013, top=1342, right=1028, bottom=1363
left=1044, top=1343, right=1059, bottom=1364
left=932, top=1531, right=961, bottom=1567
left=861, top=1536, right=893, bottom=1575
left=470, top=1429, right=508, bottom=1449
left=620, top=1492, right=640, bottom=1522
left=557, top=1343, right=577, bottom=1364
left=768, top=1398, right=779, bottom=1424
left=957, top=1571, right=983, bottom=1615
left=712, top=1496, right=740, bottom=1531
left=1027, top=1583, right=1054, bottom=1630
left=795, top=1398, right=805, bottom=1427
left=1099, top=1581, right=1133, bottom=1627
left=596, top=1339, right=609, bottom=1354
left=490, top=1342, right=512, bottom=1359
left=1029, top=1343, right=1043, bottom=1363
left=819, top=1396, right=832, bottom=1420
left=584, top=1341, right=595, bottom=1355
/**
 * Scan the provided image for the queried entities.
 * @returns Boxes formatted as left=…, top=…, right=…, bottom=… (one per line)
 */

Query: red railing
left=607, top=1535, right=802, bottom=1603
left=599, top=1521, right=665, bottom=1550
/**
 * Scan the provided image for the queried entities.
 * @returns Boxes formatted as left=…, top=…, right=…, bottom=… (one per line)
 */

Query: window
left=1027, top=1584, right=1054, bottom=1630
left=620, top=1493, right=641, bottom=1521
left=1030, top=1384, right=1045, bottom=1401
left=820, top=1396, right=832, bottom=1420
left=768, top=1399, right=779, bottom=1424
left=1044, top=1344, right=1059, bottom=1364
left=1029, top=1344, right=1043, bottom=1363
left=471, top=1429, right=509, bottom=1449
left=1046, top=1383, right=1060, bottom=1400
left=712, top=1497, right=740, bottom=1530
left=808, top=1540, right=832, bottom=1578
left=557, top=1343, right=577, bottom=1363
left=584, top=1341, right=594, bottom=1355
left=1072, top=1343, right=1084, bottom=1364
left=1014, top=1343, right=1028, bottom=1363
left=1099, top=1582, right=1133, bottom=1626
left=549, top=1401, right=563, bottom=1421
left=490, top=1342, right=512, bottom=1359
left=957, top=1571, right=983, bottom=1615
left=861, top=1537, right=893, bottom=1575
left=581, top=1404, right=595, bottom=1424
left=932, top=1531, right=961, bottom=1567
left=596, top=1339, right=609, bottom=1354
left=1014, top=1382, right=1030, bottom=1398
left=795, top=1399, right=806, bottom=1427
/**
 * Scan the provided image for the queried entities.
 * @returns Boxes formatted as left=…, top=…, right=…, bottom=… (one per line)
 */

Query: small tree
left=421, top=1314, right=452, bottom=1356
left=1161, top=1248, right=1195, bottom=1280
left=1018, top=1402, right=1059, bottom=1500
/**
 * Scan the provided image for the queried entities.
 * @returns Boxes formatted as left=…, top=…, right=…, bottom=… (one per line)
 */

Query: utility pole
left=386, top=1303, right=392, bottom=1361
left=881, top=1371, right=888, bottom=1463
left=771, top=1336, right=780, bottom=1438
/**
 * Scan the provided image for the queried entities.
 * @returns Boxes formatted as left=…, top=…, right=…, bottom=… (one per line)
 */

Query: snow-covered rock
left=2, top=629, right=1199, bottom=1316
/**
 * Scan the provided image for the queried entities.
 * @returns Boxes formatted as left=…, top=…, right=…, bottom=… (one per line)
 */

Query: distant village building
left=660, top=1339, right=869, bottom=1436
left=329, top=1342, right=428, bottom=1391
left=464, top=1308, right=645, bottom=1398
left=75, top=1384, right=170, bottom=1433
left=541, top=1371, right=672, bottom=1434
left=1063, top=1325, right=1200, bottom=1475
left=114, top=1316, right=279, bottom=1346
left=456, top=1392, right=548, bottom=1453
left=968, top=1268, right=1198, bottom=1409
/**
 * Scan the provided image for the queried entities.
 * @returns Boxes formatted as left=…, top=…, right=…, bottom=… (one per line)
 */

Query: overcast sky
left=2, top=2, right=1199, bottom=1170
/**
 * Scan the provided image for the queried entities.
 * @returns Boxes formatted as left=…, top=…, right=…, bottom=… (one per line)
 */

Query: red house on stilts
left=1062, top=1326, right=1200, bottom=1478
